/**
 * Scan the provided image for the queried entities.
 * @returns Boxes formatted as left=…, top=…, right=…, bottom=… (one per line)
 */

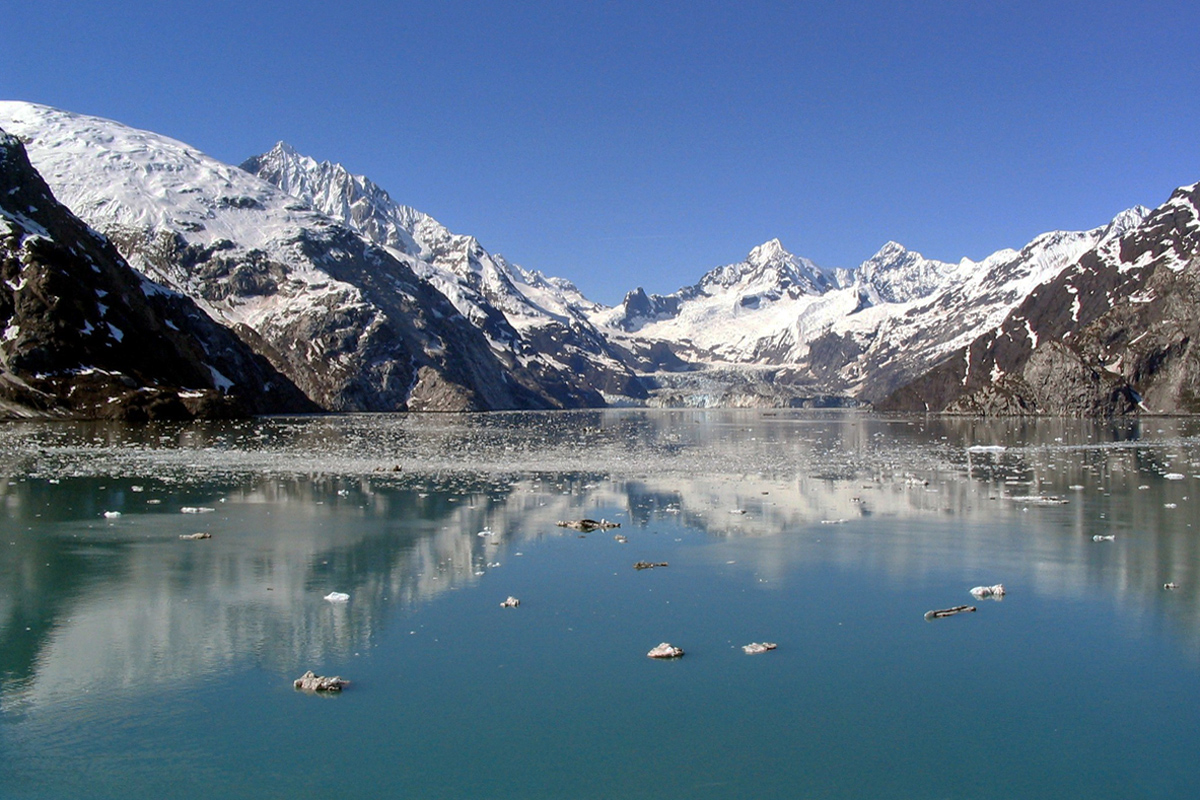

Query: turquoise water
left=1, top=411, right=1198, bottom=799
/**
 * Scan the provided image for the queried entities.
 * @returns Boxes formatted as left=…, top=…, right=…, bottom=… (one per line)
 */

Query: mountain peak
left=267, top=141, right=300, bottom=158
left=858, top=241, right=956, bottom=304
left=747, top=237, right=788, bottom=265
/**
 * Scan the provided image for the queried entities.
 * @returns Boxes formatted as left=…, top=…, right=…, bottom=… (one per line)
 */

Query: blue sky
left=3, top=1, right=1198, bottom=304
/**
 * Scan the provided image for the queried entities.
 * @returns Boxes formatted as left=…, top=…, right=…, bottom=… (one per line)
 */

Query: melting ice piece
left=103, top=511, right=122, bottom=518
left=969, top=584, right=1006, bottom=600
left=293, top=670, right=348, bottom=692
left=324, top=592, right=350, bottom=603
left=924, top=605, right=976, bottom=620
left=742, top=642, right=778, bottom=655
left=500, top=596, right=520, bottom=608
left=1092, top=534, right=1116, bottom=542
left=647, top=642, right=684, bottom=659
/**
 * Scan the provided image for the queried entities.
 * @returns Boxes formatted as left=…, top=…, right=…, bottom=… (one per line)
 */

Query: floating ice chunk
left=293, top=670, right=348, bottom=692
left=1164, top=473, right=1185, bottom=480
left=1164, top=582, right=1179, bottom=590
left=557, top=519, right=620, bottom=532
left=820, top=518, right=849, bottom=525
left=742, top=642, right=778, bottom=655
left=500, top=596, right=520, bottom=608
left=181, top=506, right=215, bottom=514
left=130, top=485, right=144, bottom=492
left=967, top=445, right=1007, bottom=453
left=924, top=605, right=976, bottom=620
left=179, top=532, right=211, bottom=540
left=1092, top=534, right=1115, bottom=542
left=103, top=510, right=121, bottom=518
left=647, top=642, right=684, bottom=659
left=1008, top=495, right=1068, bottom=505
left=324, top=592, right=350, bottom=603
left=969, top=584, right=1005, bottom=600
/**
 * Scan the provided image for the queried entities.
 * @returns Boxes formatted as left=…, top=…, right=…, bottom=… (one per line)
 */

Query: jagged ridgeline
left=2, top=100, right=1197, bottom=417
left=0, top=128, right=315, bottom=420
left=878, top=182, right=1200, bottom=415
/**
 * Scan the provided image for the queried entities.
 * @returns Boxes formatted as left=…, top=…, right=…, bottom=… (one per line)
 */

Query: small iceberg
left=293, top=670, right=348, bottom=692
left=969, top=584, right=1005, bottom=600
left=742, top=642, right=778, bottom=655
left=924, top=605, right=976, bottom=620
left=557, top=519, right=620, bottom=532
left=647, top=642, right=684, bottom=659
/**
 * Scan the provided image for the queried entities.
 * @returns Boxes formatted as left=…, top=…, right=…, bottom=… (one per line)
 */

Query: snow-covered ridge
left=241, top=140, right=642, bottom=401
left=592, top=204, right=1150, bottom=401
left=0, top=100, right=1170, bottom=410
left=0, top=101, right=549, bottom=411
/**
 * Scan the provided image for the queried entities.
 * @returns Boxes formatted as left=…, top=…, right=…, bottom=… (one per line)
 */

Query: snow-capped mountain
left=241, top=142, right=644, bottom=402
left=592, top=207, right=1149, bottom=405
left=0, top=101, right=602, bottom=411
left=0, top=127, right=312, bottom=419
left=2, top=100, right=1189, bottom=418
left=880, top=183, right=1200, bottom=414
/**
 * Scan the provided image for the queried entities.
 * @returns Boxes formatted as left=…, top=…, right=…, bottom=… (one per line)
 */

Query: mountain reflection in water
left=2, top=410, right=1197, bottom=713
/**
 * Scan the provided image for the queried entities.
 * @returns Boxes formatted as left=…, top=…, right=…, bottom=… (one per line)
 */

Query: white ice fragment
left=1092, top=534, right=1115, bottom=542
left=647, top=642, right=684, bottom=659
left=324, top=592, right=350, bottom=603
left=102, top=510, right=122, bottom=518
left=969, top=584, right=1005, bottom=600
left=1164, top=473, right=1185, bottom=480
left=181, top=506, right=215, bottom=514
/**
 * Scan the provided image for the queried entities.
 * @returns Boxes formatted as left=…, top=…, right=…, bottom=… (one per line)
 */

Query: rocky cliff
left=879, top=183, right=1200, bottom=415
left=0, top=129, right=314, bottom=420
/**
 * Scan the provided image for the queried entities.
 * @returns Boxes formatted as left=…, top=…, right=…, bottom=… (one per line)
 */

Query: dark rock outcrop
left=880, top=182, right=1200, bottom=415
left=0, top=129, right=314, bottom=420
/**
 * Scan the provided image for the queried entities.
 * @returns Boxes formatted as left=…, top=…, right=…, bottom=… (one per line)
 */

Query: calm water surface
left=1, top=410, right=1198, bottom=799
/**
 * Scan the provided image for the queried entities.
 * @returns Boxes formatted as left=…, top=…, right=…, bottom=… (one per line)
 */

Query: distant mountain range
left=1, top=101, right=1196, bottom=417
